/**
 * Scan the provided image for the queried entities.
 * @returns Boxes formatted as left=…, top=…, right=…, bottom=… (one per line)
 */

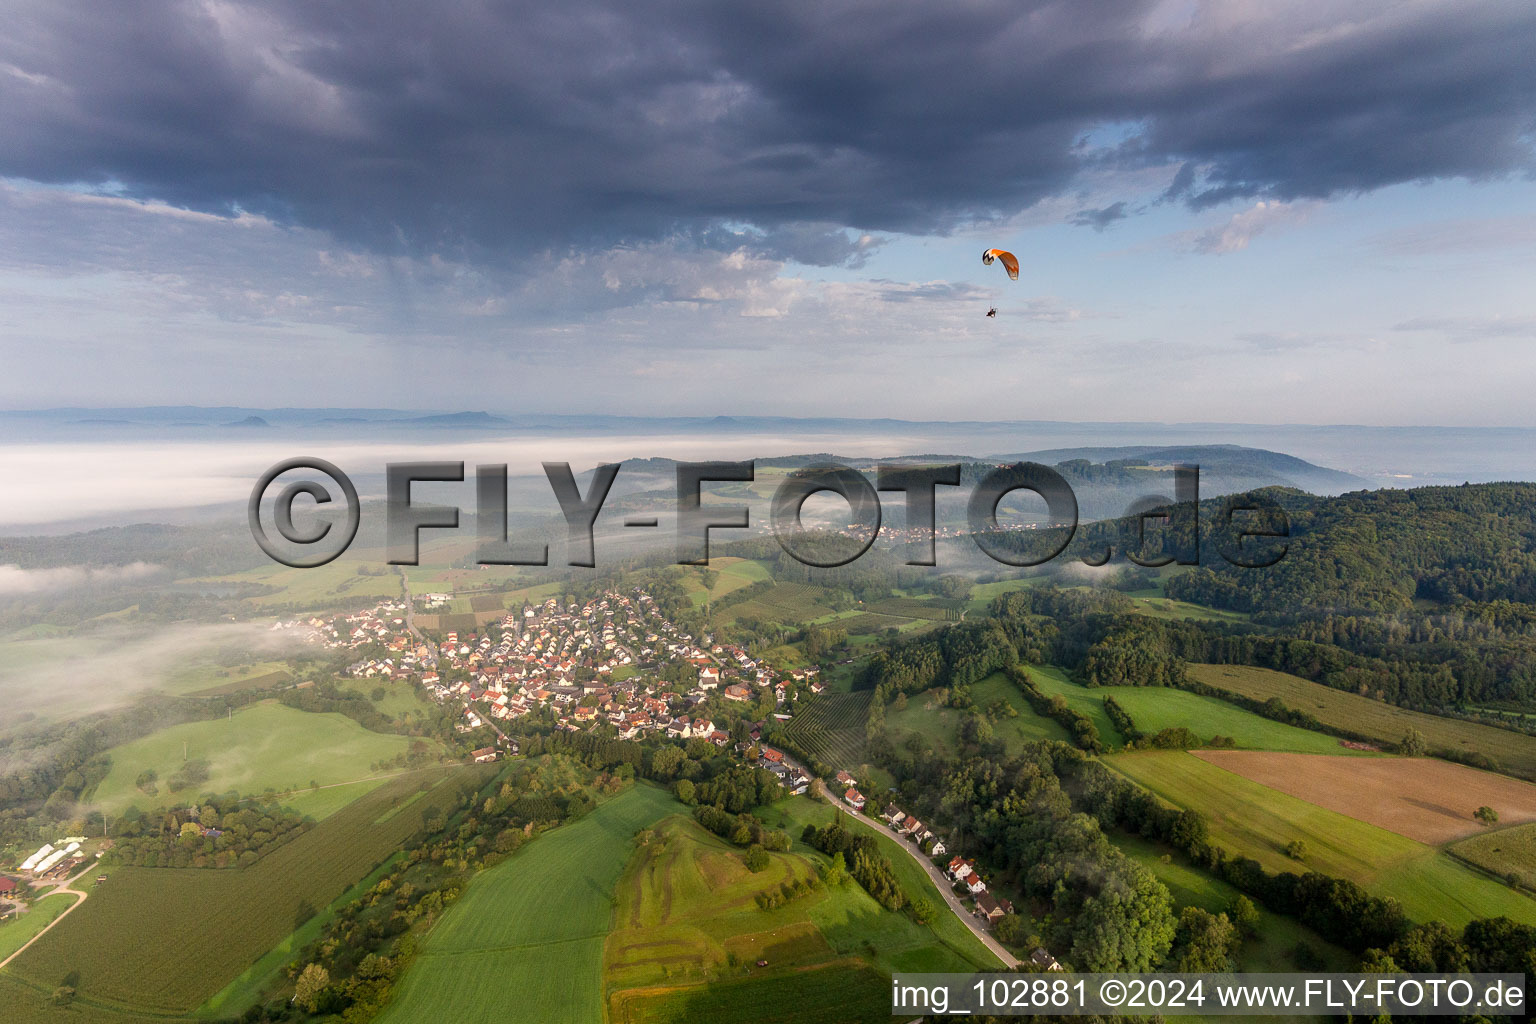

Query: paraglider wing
left=982, top=249, right=1019, bottom=281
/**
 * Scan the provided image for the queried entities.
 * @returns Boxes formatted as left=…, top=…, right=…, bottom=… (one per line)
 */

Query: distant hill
left=393, top=411, right=511, bottom=428
left=993, top=444, right=1367, bottom=496
left=221, top=415, right=271, bottom=429
left=595, top=445, right=1364, bottom=522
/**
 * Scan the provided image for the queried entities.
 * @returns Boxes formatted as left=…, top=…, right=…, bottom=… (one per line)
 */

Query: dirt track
left=1193, top=750, right=1536, bottom=844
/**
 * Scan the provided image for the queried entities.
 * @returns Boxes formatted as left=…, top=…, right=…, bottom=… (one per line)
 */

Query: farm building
left=0, top=876, right=18, bottom=896
left=471, top=747, right=500, bottom=763
left=18, top=843, right=54, bottom=872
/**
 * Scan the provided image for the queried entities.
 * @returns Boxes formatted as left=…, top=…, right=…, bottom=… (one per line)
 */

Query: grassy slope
left=86, top=700, right=430, bottom=819
left=1188, top=664, right=1536, bottom=779
left=378, top=784, right=679, bottom=1024
left=605, top=814, right=945, bottom=1024
left=1106, top=751, right=1536, bottom=928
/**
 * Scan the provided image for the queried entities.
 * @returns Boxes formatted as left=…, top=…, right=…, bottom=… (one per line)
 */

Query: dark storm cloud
left=2, top=0, right=1533, bottom=260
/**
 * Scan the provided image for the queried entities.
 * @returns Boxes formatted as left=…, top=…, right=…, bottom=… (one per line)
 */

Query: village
left=299, top=585, right=1044, bottom=956
left=311, top=588, right=822, bottom=794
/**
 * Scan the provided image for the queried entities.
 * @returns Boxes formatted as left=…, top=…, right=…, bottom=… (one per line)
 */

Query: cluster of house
left=754, top=744, right=813, bottom=795
left=875, top=799, right=947, bottom=857
left=316, top=588, right=821, bottom=794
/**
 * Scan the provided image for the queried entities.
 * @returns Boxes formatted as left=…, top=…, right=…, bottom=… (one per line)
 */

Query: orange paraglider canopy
left=981, top=248, right=1019, bottom=281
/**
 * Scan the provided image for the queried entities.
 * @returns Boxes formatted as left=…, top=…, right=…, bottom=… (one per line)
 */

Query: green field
left=678, top=558, right=772, bottom=608
left=613, top=965, right=891, bottom=1024
left=1111, top=833, right=1354, bottom=973
left=782, top=691, right=871, bottom=769
left=605, top=810, right=981, bottom=1023
left=1189, top=664, right=1536, bottom=779
left=0, top=893, right=79, bottom=962
left=378, top=784, right=679, bottom=1024
left=1128, top=595, right=1251, bottom=624
left=337, top=676, right=430, bottom=720
left=1448, top=823, right=1536, bottom=891
left=1107, top=750, right=1536, bottom=928
left=887, top=671, right=1071, bottom=755
left=1028, top=664, right=1125, bottom=747
left=86, top=700, right=434, bottom=819
left=7, top=768, right=484, bottom=1014
left=1099, top=685, right=1372, bottom=755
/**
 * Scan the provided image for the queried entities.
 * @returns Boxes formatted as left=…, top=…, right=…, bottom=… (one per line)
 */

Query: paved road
left=825, top=796, right=1022, bottom=968
left=0, top=862, right=96, bottom=970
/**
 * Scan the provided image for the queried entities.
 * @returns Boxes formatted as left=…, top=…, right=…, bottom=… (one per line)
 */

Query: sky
left=2, top=0, right=1535, bottom=424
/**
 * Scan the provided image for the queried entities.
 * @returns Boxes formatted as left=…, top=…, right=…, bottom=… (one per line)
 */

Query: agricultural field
left=85, top=700, right=434, bottom=819
left=1189, top=664, right=1536, bottom=780
left=378, top=784, right=679, bottom=1024
left=1103, top=686, right=1371, bottom=756
left=0, top=974, right=170, bottom=1024
left=1449, top=823, right=1536, bottom=891
left=782, top=691, right=871, bottom=770
left=1111, top=833, right=1353, bottom=974
left=612, top=966, right=891, bottom=1024
left=1107, top=750, right=1536, bottom=928
left=1194, top=750, right=1536, bottom=844
left=605, top=811, right=979, bottom=1023
left=864, top=596, right=963, bottom=621
left=6, top=768, right=484, bottom=1014
left=717, top=583, right=836, bottom=625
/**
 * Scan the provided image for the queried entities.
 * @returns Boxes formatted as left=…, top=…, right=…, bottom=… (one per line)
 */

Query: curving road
left=822, top=795, right=1021, bottom=968
left=0, top=862, right=96, bottom=970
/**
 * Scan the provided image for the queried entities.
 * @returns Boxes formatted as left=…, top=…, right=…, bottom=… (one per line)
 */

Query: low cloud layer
left=0, top=561, right=162, bottom=595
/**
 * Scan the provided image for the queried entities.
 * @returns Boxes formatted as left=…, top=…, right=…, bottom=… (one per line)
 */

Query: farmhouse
left=470, top=747, right=500, bottom=763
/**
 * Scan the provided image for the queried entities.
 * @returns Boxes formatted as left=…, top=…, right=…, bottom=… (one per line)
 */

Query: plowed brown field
left=1192, top=750, right=1536, bottom=844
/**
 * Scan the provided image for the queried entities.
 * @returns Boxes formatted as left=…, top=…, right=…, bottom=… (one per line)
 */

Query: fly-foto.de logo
left=248, top=459, right=1289, bottom=571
